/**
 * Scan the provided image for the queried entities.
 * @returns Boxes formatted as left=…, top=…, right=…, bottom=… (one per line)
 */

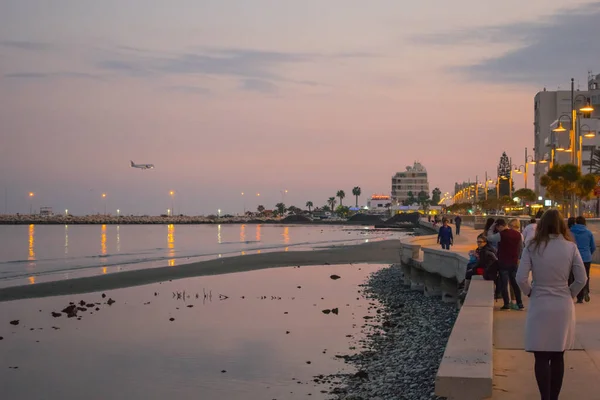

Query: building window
left=583, top=145, right=596, bottom=151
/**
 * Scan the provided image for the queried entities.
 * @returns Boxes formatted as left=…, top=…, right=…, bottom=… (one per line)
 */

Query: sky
left=1, top=0, right=600, bottom=215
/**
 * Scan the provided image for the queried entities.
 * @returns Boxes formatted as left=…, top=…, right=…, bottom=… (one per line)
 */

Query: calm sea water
left=0, top=224, right=410, bottom=287
left=0, top=264, right=386, bottom=400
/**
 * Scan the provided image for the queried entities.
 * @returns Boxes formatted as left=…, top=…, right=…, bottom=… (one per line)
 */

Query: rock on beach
left=326, top=264, right=458, bottom=400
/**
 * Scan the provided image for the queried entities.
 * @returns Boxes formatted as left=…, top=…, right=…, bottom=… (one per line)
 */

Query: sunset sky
left=1, top=0, right=599, bottom=215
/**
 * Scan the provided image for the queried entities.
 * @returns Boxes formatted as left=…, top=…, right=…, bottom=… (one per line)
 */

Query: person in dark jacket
left=459, top=235, right=497, bottom=299
left=437, top=219, right=453, bottom=250
left=488, top=218, right=524, bottom=310
left=570, top=216, right=596, bottom=303
left=455, top=215, right=462, bottom=235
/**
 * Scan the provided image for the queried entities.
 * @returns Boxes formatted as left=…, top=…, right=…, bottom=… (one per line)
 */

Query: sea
left=0, top=224, right=412, bottom=288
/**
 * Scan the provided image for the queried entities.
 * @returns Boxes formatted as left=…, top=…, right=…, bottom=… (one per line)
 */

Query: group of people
left=453, top=211, right=595, bottom=400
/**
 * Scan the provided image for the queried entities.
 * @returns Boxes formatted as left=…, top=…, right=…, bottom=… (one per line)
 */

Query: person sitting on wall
left=437, top=219, right=454, bottom=250
left=459, top=235, right=498, bottom=300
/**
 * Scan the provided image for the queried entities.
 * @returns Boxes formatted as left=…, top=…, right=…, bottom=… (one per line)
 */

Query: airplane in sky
left=130, top=160, right=155, bottom=170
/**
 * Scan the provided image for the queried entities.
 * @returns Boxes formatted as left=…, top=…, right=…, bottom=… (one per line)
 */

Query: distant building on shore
left=366, top=194, right=391, bottom=213
left=391, top=162, right=429, bottom=205
left=534, top=72, right=600, bottom=195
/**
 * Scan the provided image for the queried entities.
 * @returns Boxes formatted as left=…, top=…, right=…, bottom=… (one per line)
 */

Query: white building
left=533, top=72, right=600, bottom=195
left=391, top=162, right=430, bottom=205
left=366, top=194, right=391, bottom=212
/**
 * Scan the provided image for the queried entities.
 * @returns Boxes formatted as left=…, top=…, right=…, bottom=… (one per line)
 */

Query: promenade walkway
left=437, top=222, right=600, bottom=398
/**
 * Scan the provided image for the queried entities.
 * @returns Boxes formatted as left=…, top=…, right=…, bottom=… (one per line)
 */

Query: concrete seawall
left=401, top=220, right=494, bottom=399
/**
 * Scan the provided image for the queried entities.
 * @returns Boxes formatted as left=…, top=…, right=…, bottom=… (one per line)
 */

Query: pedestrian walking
left=570, top=216, right=596, bottom=303
left=488, top=218, right=524, bottom=310
left=516, top=209, right=587, bottom=400
left=523, top=218, right=537, bottom=246
left=437, top=219, right=453, bottom=250
left=455, top=215, right=462, bottom=235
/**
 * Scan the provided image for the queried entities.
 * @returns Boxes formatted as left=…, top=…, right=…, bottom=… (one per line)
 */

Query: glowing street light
left=101, top=193, right=107, bottom=215
left=169, top=191, right=175, bottom=215
left=117, top=209, right=120, bottom=217
left=65, top=209, right=68, bottom=216
left=28, top=192, right=34, bottom=215
left=218, top=209, right=221, bottom=217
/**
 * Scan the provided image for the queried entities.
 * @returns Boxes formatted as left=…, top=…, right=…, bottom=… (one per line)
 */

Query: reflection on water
left=28, top=224, right=35, bottom=261
left=28, top=276, right=35, bottom=284
left=256, top=224, right=261, bottom=241
left=217, top=224, right=222, bottom=244
left=167, top=224, right=175, bottom=266
left=102, top=267, right=107, bottom=274
left=116, top=225, right=120, bottom=252
left=283, top=227, right=290, bottom=244
left=101, top=225, right=107, bottom=255
left=64, top=225, right=69, bottom=255
left=240, top=224, right=246, bottom=242
left=0, top=264, right=382, bottom=400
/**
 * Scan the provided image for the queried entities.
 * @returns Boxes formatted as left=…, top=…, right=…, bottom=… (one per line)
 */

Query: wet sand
left=0, top=239, right=402, bottom=302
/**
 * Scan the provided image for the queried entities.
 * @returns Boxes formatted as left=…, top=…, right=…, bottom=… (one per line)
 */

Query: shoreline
left=0, top=239, right=402, bottom=302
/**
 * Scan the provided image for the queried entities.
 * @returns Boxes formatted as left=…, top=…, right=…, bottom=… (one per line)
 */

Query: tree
left=403, top=191, right=417, bottom=206
left=497, top=152, right=512, bottom=197
left=322, top=205, right=331, bottom=212
left=540, top=164, right=581, bottom=211
left=352, top=186, right=361, bottom=207
left=287, top=205, right=301, bottom=214
left=431, top=187, right=442, bottom=205
left=418, top=191, right=430, bottom=210
left=336, top=190, right=346, bottom=207
left=275, top=203, right=286, bottom=215
left=305, top=201, right=313, bottom=213
left=328, top=197, right=337, bottom=212
left=336, top=205, right=350, bottom=217
left=513, top=188, right=536, bottom=202
left=575, top=174, right=598, bottom=200
left=257, top=205, right=265, bottom=214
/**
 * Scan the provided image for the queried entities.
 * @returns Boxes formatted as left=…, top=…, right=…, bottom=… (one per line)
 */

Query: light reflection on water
left=0, top=224, right=409, bottom=287
left=0, top=264, right=382, bottom=400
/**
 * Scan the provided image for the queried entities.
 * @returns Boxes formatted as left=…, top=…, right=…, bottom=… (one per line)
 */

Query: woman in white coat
left=517, top=209, right=587, bottom=400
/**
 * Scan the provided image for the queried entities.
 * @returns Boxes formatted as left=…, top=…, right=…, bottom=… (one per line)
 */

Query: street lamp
left=169, top=191, right=175, bottom=216
left=102, top=193, right=107, bottom=215
left=28, top=192, right=34, bottom=215
left=217, top=209, right=221, bottom=218
left=117, top=209, right=120, bottom=217
left=65, top=209, right=68, bottom=216
left=280, top=189, right=288, bottom=202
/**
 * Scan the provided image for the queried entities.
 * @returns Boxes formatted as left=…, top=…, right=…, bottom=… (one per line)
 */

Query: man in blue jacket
left=571, top=216, right=596, bottom=303
left=437, top=219, right=453, bottom=250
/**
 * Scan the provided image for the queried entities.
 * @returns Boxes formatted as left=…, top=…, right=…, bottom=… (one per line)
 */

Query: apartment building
left=391, top=162, right=429, bottom=205
left=533, top=72, right=600, bottom=195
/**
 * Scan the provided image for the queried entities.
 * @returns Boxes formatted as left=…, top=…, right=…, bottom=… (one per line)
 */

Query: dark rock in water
left=169, top=318, right=175, bottom=321
left=86, top=303, right=94, bottom=308
left=51, top=312, right=61, bottom=318
left=186, top=305, right=193, bottom=308
left=9, top=320, right=19, bottom=326
left=297, top=286, right=302, bottom=289
left=107, top=298, right=116, bottom=306
left=306, top=361, right=312, bottom=364
left=284, top=312, right=288, bottom=314
left=286, top=331, right=290, bottom=334
left=322, top=309, right=331, bottom=314
left=154, top=292, right=158, bottom=296
left=331, top=308, right=339, bottom=315
left=77, top=307, right=87, bottom=312
left=221, top=370, right=226, bottom=373
left=0, top=336, right=3, bottom=340
left=52, top=327, right=60, bottom=330
left=79, top=300, right=86, bottom=306
left=102, top=293, right=106, bottom=298
left=330, top=275, right=341, bottom=280
left=95, top=308, right=100, bottom=311
left=30, top=328, right=34, bottom=331
left=62, top=305, right=76, bottom=314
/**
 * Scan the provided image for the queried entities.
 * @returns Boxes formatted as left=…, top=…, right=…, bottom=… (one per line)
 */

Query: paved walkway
left=433, top=221, right=600, bottom=398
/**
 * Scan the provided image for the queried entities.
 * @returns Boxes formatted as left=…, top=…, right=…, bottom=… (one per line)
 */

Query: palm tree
left=328, top=197, right=336, bottom=212
left=257, top=205, right=265, bottom=214
left=275, top=203, right=286, bottom=216
left=352, top=186, right=361, bottom=207
left=336, top=190, right=346, bottom=207
left=306, top=201, right=313, bottom=213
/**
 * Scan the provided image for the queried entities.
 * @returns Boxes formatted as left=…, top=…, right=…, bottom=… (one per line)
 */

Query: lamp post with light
left=101, top=193, right=107, bottom=215
left=169, top=191, right=175, bottom=216
left=28, top=192, right=34, bottom=215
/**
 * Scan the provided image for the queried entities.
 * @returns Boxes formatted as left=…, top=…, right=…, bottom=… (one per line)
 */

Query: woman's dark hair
left=576, top=216, right=587, bottom=226
left=476, top=234, right=488, bottom=243
left=483, top=218, right=495, bottom=233
left=530, top=209, right=573, bottom=253
left=568, top=217, right=576, bottom=228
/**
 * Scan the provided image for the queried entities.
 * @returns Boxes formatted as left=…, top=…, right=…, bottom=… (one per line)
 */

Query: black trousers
left=577, top=262, right=591, bottom=302
left=534, top=351, right=564, bottom=400
left=499, top=266, right=523, bottom=306
left=456, top=223, right=461, bottom=235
